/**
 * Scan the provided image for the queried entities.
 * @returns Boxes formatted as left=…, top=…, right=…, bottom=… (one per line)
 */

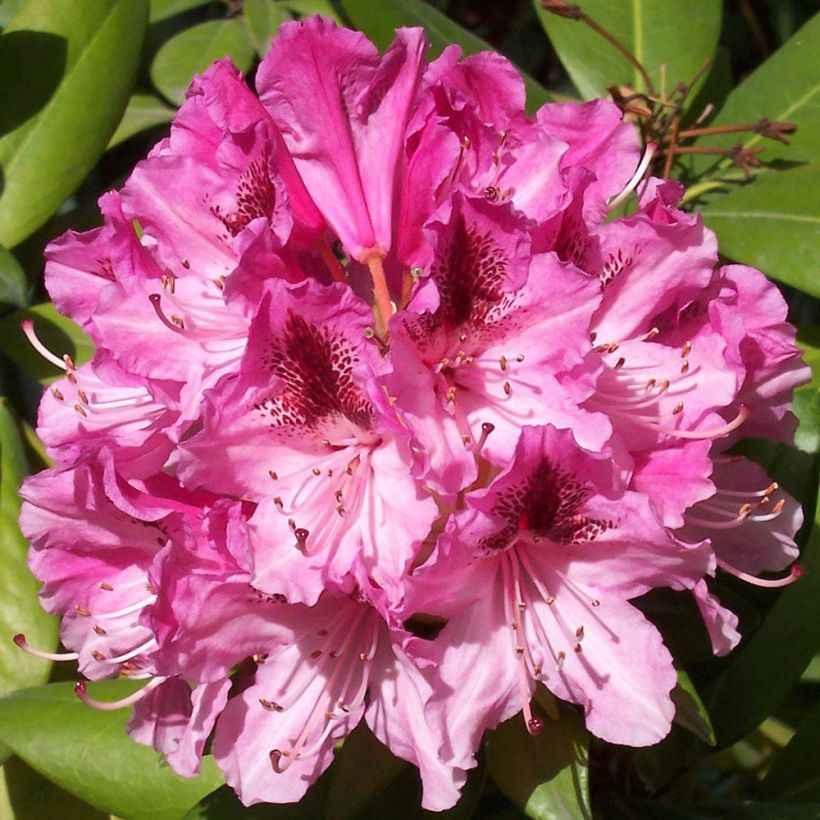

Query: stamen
left=74, top=676, right=165, bottom=711
left=616, top=404, right=750, bottom=440
left=102, top=637, right=157, bottom=665
left=474, top=422, right=495, bottom=453
left=149, top=294, right=185, bottom=333
left=717, top=560, right=804, bottom=589
left=21, top=321, right=71, bottom=371
left=608, top=142, right=657, bottom=209
left=13, top=633, right=78, bottom=661
left=92, top=595, right=157, bottom=621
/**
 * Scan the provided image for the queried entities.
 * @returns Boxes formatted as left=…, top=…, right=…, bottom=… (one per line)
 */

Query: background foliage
left=0, top=0, right=818, bottom=817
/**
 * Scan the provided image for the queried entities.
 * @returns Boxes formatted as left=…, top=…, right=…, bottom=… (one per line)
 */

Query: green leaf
left=0, top=303, right=93, bottom=384
left=326, top=722, right=407, bottom=820
left=672, top=670, right=716, bottom=746
left=0, top=244, right=26, bottom=306
left=758, top=700, right=820, bottom=802
left=149, top=0, right=210, bottom=24
left=243, top=0, right=287, bottom=57
left=534, top=0, right=723, bottom=100
left=0, top=755, right=107, bottom=820
left=150, top=18, right=255, bottom=106
left=0, top=680, right=224, bottom=820
left=487, top=703, right=591, bottom=820
left=690, top=12, right=820, bottom=176
left=0, top=0, right=149, bottom=248
left=0, top=399, right=57, bottom=701
left=108, top=92, right=175, bottom=149
left=280, top=0, right=342, bottom=23
left=699, top=164, right=820, bottom=298
left=339, top=0, right=551, bottom=112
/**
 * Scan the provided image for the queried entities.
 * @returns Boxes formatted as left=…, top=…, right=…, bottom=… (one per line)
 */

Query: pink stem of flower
left=365, top=254, right=394, bottom=339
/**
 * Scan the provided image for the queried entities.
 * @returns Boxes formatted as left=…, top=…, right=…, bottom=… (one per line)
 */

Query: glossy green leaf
left=281, top=0, right=342, bottom=23
left=150, top=18, right=255, bottom=106
left=487, top=704, right=591, bottom=820
left=149, top=0, right=210, bottom=24
left=0, top=755, right=107, bottom=820
left=0, top=244, right=26, bottom=306
left=108, top=92, right=175, bottom=149
left=690, top=12, right=820, bottom=176
left=534, top=0, right=723, bottom=100
left=0, top=680, right=224, bottom=820
left=0, top=0, right=149, bottom=247
left=0, top=0, right=27, bottom=29
left=326, top=722, right=407, bottom=820
left=672, top=671, right=716, bottom=746
left=758, top=700, right=820, bottom=802
left=0, top=303, right=93, bottom=384
left=339, top=0, right=551, bottom=112
left=700, top=164, right=820, bottom=297
left=243, top=0, right=287, bottom=57
left=0, top=399, right=57, bottom=701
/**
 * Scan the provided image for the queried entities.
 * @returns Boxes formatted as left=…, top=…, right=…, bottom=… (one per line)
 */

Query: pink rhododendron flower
left=17, top=16, right=810, bottom=812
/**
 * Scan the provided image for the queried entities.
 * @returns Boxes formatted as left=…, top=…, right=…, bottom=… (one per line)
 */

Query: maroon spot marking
left=257, top=311, right=373, bottom=430
left=217, top=154, right=277, bottom=237
left=431, top=214, right=508, bottom=327
left=479, top=457, right=611, bottom=552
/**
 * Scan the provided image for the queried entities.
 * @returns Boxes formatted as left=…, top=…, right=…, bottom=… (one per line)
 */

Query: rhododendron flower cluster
left=17, top=17, right=809, bottom=811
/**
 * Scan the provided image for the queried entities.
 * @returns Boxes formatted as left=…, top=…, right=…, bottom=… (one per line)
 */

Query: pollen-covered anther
left=672, top=402, right=684, bottom=415
left=556, top=650, right=566, bottom=670
left=643, top=327, right=660, bottom=341
left=268, top=470, right=278, bottom=480
left=503, top=381, right=512, bottom=396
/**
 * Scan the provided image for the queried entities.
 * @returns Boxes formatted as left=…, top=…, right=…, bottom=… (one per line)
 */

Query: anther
left=181, top=258, right=190, bottom=269
left=575, top=626, right=585, bottom=640
left=268, top=470, right=278, bottom=480
left=643, top=327, right=660, bottom=341
left=556, top=650, right=566, bottom=670
left=673, top=402, right=684, bottom=415
left=273, top=496, right=283, bottom=509
left=294, top=528, right=309, bottom=551
left=614, top=357, right=625, bottom=369
left=75, top=605, right=91, bottom=617
left=681, top=341, right=692, bottom=358
left=93, top=625, right=107, bottom=636
left=681, top=360, right=690, bottom=374
left=527, top=717, right=544, bottom=735
left=74, top=403, right=87, bottom=417
left=503, top=381, right=512, bottom=396
left=499, top=355, right=508, bottom=371
left=99, top=581, right=114, bottom=592
left=51, top=387, right=64, bottom=401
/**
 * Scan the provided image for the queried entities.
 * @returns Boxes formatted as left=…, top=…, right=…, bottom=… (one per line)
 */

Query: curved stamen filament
left=21, top=321, right=71, bottom=371
left=612, top=404, right=749, bottom=440
left=148, top=294, right=186, bottom=334
left=102, top=637, right=158, bottom=665
left=14, top=633, right=78, bottom=661
left=717, top=560, right=804, bottom=588
left=91, top=595, right=158, bottom=621
left=608, top=142, right=657, bottom=209
left=74, top=676, right=165, bottom=711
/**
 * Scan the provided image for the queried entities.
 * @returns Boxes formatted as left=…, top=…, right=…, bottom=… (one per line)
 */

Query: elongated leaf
left=149, top=0, right=210, bottom=24
left=243, top=0, right=287, bottom=57
left=281, top=0, right=343, bottom=23
left=534, top=0, right=723, bottom=100
left=700, top=164, right=820, bottom=298
left=0, top=399, right=57, bottom=701
left=487, top=704, right=591, bottom=820
left=672, top=671, right=716, bottom=746
left=690, top=12, right=820, bottom=175
left=0, top=680, right=224, bottom=820
left=0, top=0, right=149, bottom=248
left=0, top=302, right=93, bottom=384
left=758, top=700, right=820, bottom=802
left=0, top=755, right=107, bottom=820
left=108, top=92, right=175, bottom=149
left=339, top=0, right=551, bottom=111
left=0, top=244, right=26, bottom=306
left=150, top=18, right=255, bottom=106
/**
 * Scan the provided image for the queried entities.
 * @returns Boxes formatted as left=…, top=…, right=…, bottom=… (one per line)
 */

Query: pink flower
left=16, top=16, right=809, bottom=813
